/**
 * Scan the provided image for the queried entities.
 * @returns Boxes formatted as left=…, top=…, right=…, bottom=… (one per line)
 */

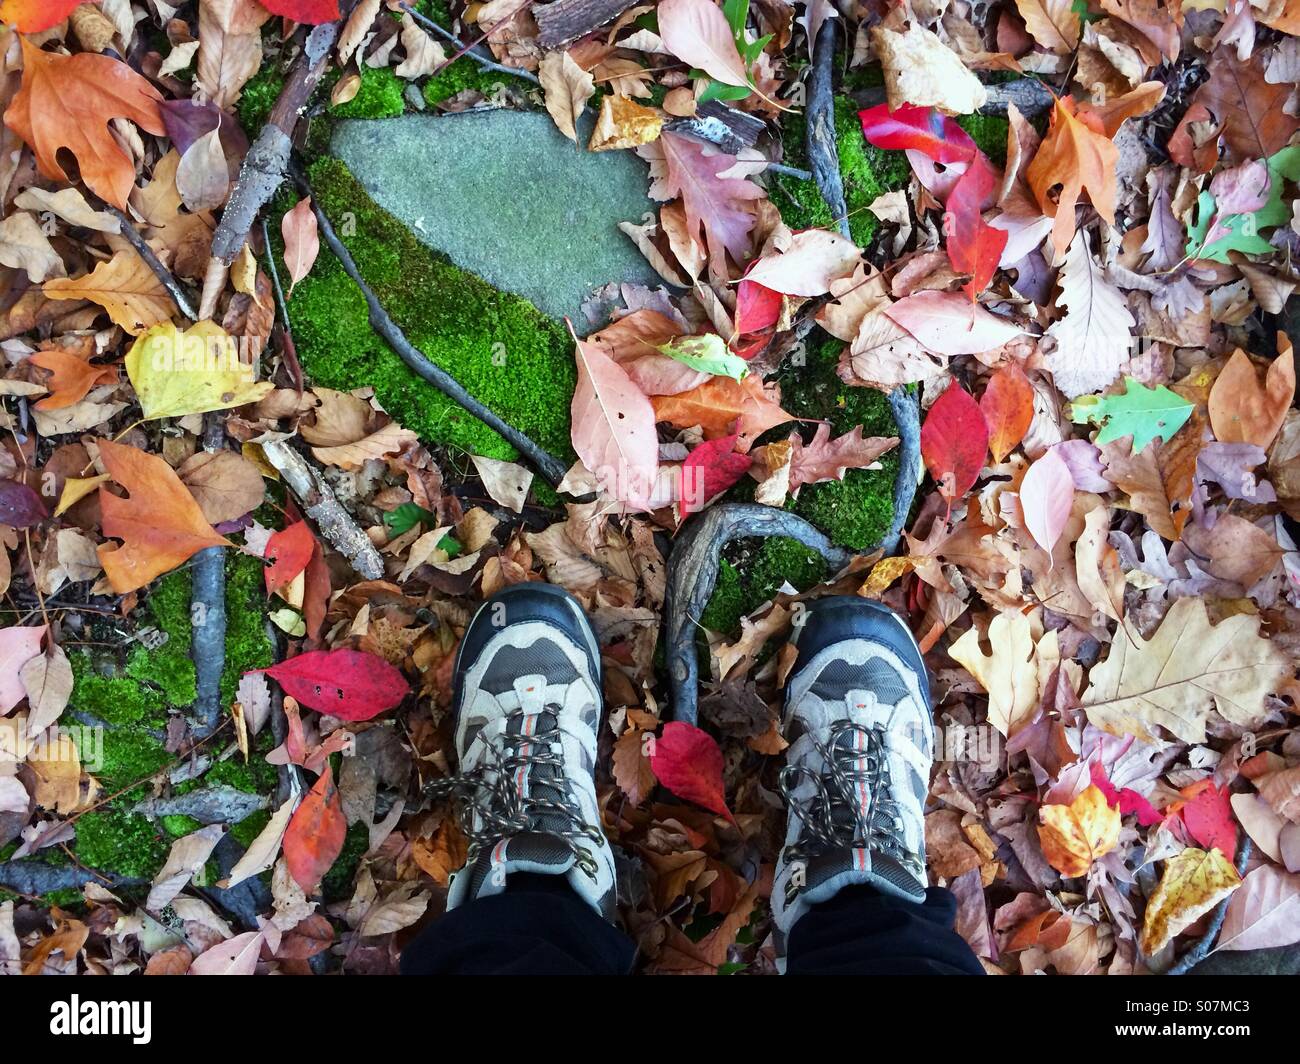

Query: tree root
left=191, top=413, right=228, bottom=739
left=807, top=20, right=850, bottom=240
left=664, top=503, right=853, bottom=725
left=291, top=165, right=571, bottom=486
left=0, top=861, right=141, bottom=896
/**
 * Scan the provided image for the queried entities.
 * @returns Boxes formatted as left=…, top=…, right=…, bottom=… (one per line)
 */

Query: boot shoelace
left=425, top=711, right=605, bottom=877
left=779, top=720, right=906, bottom=870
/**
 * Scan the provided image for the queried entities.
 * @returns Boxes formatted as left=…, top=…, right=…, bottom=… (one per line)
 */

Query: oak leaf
left=96, top=440, right=229, bottom=594
left=5, top=39, right=166, bottom=210
left=1082, top=596, right=1289, bottom=744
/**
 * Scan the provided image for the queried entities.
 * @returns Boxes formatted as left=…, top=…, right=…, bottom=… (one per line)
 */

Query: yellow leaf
left=1038, top=784, right=1122, bottom=877
left=54, top=474, right=109, bottom=517
left=948, top=609, right=1059, bottom=737
left=588, top=95, right=664, bottom=152
left=42, top=250, right=174, bottom=334
left=125, top=320, right=274, bottom=420
left=1140, top=847, right=1241, bottom=955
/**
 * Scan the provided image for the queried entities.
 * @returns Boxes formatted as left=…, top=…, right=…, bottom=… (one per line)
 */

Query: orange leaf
left=651, top=374, right=793, bottom=452
left=29, top=347, right=118, bottom=410
left=4, top=38, right=166, bottom=209
left=96, top=439, right=228, bottom=594
left=0, top=0, right=82, bottom=33
left=283, top=764, right=347, bottom=893
left=1207, top=340, right=1296, bottom=451
left=980, top=362, right=1034, bottom=463
left=1038, top=784, right=1122, bottom=877
left=1025, top=98, right=1118, bottom=258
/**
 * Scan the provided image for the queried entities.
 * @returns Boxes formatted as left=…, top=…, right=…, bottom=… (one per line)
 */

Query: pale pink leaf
left=884, top=290, right=1025, bottom=356
left=1019, top=447, right=1074, bottom=554
left=187, top=930, right=265, bottom=975
left=1216, top=865, right=1300, bottom=952
left=281, top=197, right=320, bottom=296
left=571, top=338, right=660, bottom=510
left=658, top=0, right=750, bottom=87
left=0, top=625, right=45, bottom=714
left=743, top=229, right=862, bottom=297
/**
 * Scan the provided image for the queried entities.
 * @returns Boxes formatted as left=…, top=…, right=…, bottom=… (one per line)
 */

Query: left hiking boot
left=772, top=596, right=934, bottom=968
left=435, top=583, right=617, bottom=919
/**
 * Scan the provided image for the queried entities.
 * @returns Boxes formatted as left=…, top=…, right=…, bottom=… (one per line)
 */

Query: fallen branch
left=101, top=202, right=197, bottom=322
left=0, top=860, right=141, bottom=896
left=534, top=0, right=639, bottom=47
left=199, top=14, right=351, bottom=319
left=664, top=503, right=853, bottom=725
left=852, top=77, right=1054, bottom=119
left=291, top=166, right=570, bottom=486
left=807, top=20, right=850, bottom=239
left=191, top=413, right=228, bottom=739
left=260, top=438, right=386, bottom=580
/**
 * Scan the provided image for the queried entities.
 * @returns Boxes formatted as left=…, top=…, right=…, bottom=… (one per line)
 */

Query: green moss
left=699, top=538, right=829, bottom=636
left=330, top=65, right=408, bottom=120
left=956, top=113, right=1010, bottom=168
left=699, top=558, right=745, bottom=633
left=74, top=811, right=168, bottom=879
left=206, top=754, right=277, bottom=795
left=124, top=570, right=196, bottom=708
left=68, top=656, right=165, bottom=727
left=162, top=814, right=202, bottom=837
left=237, top=64, right=287, bottom=134
left=322, top=821, right=370, bottom=903
left=423, top=58, right=509, bottom=106
left=221, top=554, right=273, bottom=705
left=41, top=888, right=85, bottom=909
left=231, top=809, right=271, bottom=849
left=285, top=157, right=577, bottom=462
left=771, top=96, right=911, bottom=247
left=90, top=727, right=172, bottom=796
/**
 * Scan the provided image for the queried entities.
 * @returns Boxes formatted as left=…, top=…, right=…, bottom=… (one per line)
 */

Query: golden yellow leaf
left=1038, top=784, right=1122, bottom=877
left=588, top=94, right=664, bottom=152
left=53, top=474, right=109, bottom=517
left=43, top=250, right=175, bottom=335
left=125, top=320, right=273, bottom=420
left=948, top=609, right=1059, bottom=737
left=1140, top=847, right=1241, bottom=955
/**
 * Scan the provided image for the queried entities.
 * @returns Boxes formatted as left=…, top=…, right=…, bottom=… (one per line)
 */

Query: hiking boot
left=438, top=583, right=616, bottom=918
left=772, top=597, right=934, bottom=967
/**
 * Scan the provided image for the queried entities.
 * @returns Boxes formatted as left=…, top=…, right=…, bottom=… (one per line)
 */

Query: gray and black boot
left=772, top=597, right=934, bottom=970
left=438, top=584, right=616, bottom=918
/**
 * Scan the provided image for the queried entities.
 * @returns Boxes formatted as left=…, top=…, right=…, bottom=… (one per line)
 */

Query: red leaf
left=1089, top=762, right=1163, bottom=826
left=980, top=363, right=1035, bottom=462
left=944, top=160, right=1007, bottom=299
left=734, top=278, right=782, bottom=336
left=859, top=103, right=978, bottom=164
left=649, top=721, right=735, bottom=822
left=1181, top=782, right=1237, bottom=856
left=283, top=765, right=346, bottom=893
left=920, top=384, right=989, bottom=504
left=680, top=433, right=752, bottom=516
left=255, top=0, right=341, bottom=25
left=263, top=521, right=315, bottom=594
left=259, top=649, right=409, bottom=721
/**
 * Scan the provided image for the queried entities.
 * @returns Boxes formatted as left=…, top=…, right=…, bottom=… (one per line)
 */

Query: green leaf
left=1187, top=146, right=1300, bottom=262
left=697, top=77, right=751, bottom=104
left=657, top=333, right=750, bottom=379
left=437, top=533, right=462, bottom=559
left=1070, top=377, right=1194, bottom=454
left=383, top=502, right=436, bottom=535
left=722, top=0, right=749, bottom=37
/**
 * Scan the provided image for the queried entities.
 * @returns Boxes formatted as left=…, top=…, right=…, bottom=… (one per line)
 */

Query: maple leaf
left=29, top=344, right=119, bottom=411
left=1038, top=785, right=1121, bottom=878
left=652, top=374, right=793, bottom=452
left=4, top=39, right=166, bottom=210
left=638, top=131, right=764, bottom=272
left=1140, top=847, right=1241, bottom=955
left=1169, top=50, right=1299, bottom=173
left=96, top=440, right=229, bottom=594
left=1082, top=596, right=1289, bottom=744
left=1026, top=99, right=1118, bottom=258
left=1044, top=231, right=1134, bottom=399
left=43, top=250, right=175, bottom=335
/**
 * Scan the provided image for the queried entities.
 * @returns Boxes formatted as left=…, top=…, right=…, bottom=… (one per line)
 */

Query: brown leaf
left=177, top=450, right=266, bottom=525
left=42, top=251, right=175, bottom=335
left=1208, top=343, right=1296, bottom=451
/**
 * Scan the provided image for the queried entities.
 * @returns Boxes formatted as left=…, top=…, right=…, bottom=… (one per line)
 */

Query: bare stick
left=191, top=413, right=229, bottom=739
left=260, top=439, right=385, bottom=579
left=101, top=203, right=197, bottom=321
left=400, top=3, right=539, bottom=85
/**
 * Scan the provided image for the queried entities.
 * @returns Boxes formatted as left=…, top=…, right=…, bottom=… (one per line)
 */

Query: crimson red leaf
left=283, top=765, right=346, bottom=893
left=1181, top=782, right=1236, bottom=856
left=859, top=103, right=978, bottom=164
left=734, top=278, right=782, bottom=336
left=680, top=433, right=752, bottom=516
left=264, top=520, right=315, bottom=594
left=920, top=384, right=989, bottom=504
left=649, top=721, right=735, bottom=822
left=1090, top=761, right=1162, bottom=826
left=944, top=159, right=1007, bottom=299
left=255, top=0, right=340, bottom=24
left=0, top=479, right=49, bottom=528
left=259, top=649, right=409, bottom=720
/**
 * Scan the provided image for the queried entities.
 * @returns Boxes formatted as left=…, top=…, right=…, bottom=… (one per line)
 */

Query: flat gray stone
left=331, top=110, right=663, bottom=325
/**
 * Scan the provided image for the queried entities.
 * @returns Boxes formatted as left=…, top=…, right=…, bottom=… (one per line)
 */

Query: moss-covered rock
left=284, top=156, right=577, bottom=462
left=770, top=95, right=911, bottom=247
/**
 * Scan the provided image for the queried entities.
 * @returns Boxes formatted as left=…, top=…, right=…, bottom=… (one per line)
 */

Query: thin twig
left=400, top=3, right=540, bottom=86
left=290, top=164, right=570, bottom=486
left=101, top=203, right=197, bottom=321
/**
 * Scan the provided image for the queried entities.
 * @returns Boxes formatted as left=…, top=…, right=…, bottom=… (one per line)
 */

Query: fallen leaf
left=281, top=197, right=320, bottom=297
left=0, top=625, right=45, bottom=714
left=657, top=0, right=750, bottom=87
left=981, top=362, right=1035, bottom=462
left=20, top=645, right=72, bottom=735
left=921, top=382, right=989, bottom=504
left=1216, top=865, right=1300, bottom=952
left=1038, top=785, right=1121, bottom=877
left=1019, top=448, right=1074, bottom=554
left=1026, top=99, right=1118, bottom=257
left=950, top=610, right=1058, bottom=736
left=259, top=648, right=409, bottom=721
left=1045, top=231, right=1134, bottom=398
left=649, top=721, right=735, bottom=822
left=1207, top=344, right=1295, bottom=450
left=1139, top=847, right=1241, bottom=955
left=125, top=320, right=274, bottom=419
left=43, top=250, right=174, bottom=335
left=886, top=290, right=1025, bottom=356
left=539, top=51, right=595, bottom=144
left=283, top=765, right=346, bottom=894
left=571, top=336, right=660, bottom=510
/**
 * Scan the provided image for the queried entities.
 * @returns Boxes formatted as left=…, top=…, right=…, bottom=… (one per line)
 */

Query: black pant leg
left=400, top=875, right=636, bottom=975
left=786, top=885, right=985, bottom=975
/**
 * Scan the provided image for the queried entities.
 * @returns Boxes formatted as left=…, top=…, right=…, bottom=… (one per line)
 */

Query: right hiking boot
left=435, top=583, right=617, bottom=919
left=772, top=596, right=935, bottom=970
